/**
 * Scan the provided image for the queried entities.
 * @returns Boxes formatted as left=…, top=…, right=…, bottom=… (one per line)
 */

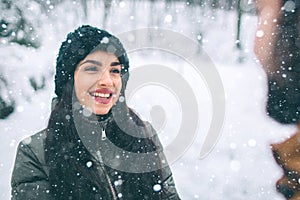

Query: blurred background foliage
left=0, top=0, right=256, bottom=119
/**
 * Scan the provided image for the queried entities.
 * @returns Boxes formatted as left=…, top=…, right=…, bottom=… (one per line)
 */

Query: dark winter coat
left=11, top=116, right=181, bottom=199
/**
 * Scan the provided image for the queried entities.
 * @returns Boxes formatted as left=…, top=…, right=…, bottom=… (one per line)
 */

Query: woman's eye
left=111, top=68, right=120, bottom=74
left=84, top=66, right=98, bottom=72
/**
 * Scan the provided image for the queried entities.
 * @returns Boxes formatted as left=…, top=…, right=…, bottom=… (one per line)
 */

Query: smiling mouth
left=91, top=92, right=112, bottom=99
left=90, top=92, right=114, bottom=105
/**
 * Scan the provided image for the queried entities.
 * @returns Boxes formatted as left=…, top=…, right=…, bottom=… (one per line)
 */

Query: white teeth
left=93, top=93, right=110, bottom=98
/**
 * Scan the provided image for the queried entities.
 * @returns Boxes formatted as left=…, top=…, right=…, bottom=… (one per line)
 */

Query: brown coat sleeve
left=271, top=125, right=300, bottom=199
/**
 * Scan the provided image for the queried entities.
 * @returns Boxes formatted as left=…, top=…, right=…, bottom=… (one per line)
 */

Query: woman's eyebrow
left=79, top=60, right=102, bottom=66
left=111, top=61, right=121, bottom=66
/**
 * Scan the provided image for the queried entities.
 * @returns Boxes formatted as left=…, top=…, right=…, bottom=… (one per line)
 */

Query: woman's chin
left=93, top=108, right=110, bottom=115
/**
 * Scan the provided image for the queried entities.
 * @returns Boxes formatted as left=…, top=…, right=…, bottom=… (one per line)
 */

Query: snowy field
left=0, top=1, right=297, bottom=199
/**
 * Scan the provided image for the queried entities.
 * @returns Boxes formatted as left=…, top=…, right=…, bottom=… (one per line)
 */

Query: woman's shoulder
left=17, top=129, right=48, bottom=166
left=20, top=129, right=47, bottom=149
left=12, top=129, right=52, bottom=198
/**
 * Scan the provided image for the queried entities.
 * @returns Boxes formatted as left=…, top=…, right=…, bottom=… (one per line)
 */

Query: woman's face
left=74, top=50, right=122, bottom=115
left=254, top=0, right=281, bottom=72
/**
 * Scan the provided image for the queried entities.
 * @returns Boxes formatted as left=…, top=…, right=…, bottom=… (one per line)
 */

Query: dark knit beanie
left=54, top=25, right=129, bottom=99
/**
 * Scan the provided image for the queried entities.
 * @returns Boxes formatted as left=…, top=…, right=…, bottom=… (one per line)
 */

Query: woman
left=11, top=25, right=180, bottom=199
left=254, top=0, right=300, bottom=199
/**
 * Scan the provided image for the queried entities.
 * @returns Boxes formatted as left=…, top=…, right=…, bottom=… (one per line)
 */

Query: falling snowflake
left=117, top=193, right=123, bottom=198
left=256, top=30, right=264, bottom=38
left=101, top=37, right=109, bottom=44
left=86, top=161, right=93, bottom=168
left=164, top=15, right=173, bottom=23
left=153, top=184, right=161, bottom=192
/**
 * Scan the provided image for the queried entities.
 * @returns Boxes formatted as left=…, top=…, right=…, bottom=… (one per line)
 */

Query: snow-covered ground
left=0, top=1, right=297, bottom=199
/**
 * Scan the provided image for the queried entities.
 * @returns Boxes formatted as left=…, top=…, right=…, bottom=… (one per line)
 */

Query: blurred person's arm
left=271, top=124, right=300, bottom=199
left=254, top=0, right=281, bottom=74
left=254, top=0, right=300, bottom=199
left=149, top=123, right=181, bottom=200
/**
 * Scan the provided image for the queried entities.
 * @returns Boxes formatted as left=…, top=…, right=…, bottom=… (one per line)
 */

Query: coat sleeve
left=11, top=140, right=53, bottom=200
left=148, top=123, right=181, bottom=200
left=159, top=166, right=181, bottom=200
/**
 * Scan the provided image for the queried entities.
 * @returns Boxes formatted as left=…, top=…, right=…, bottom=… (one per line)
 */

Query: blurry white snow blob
left=256, top=30, right=264, bottom=38
left=10, top=139, right=16, bottom=147
left=101, top=37, right=109, bottom=44
left=86, top=161, right=93, bottom=168
left=153, top=184, right=162, bottom=192
left=17, top=106, right=24, bottom=112
left=114, top=179, right=123, bottom=186
left=197, top=34, right=202, bottom=39
left=119, top=1, right=125, bottom=8
left=65, top=114, right=71, bottom=120
left=119, top=96, right=125, bottom=102
left=164, top=15, right=173, bottom=23
left=23, top=137, right=32, bottom=145
left=283, top=1, right=296, bottom=12
left=73, top=102, right=81, bottom=110
left=82, top=107, right=92, bottom=117
left=1, top=38, right=7, bottom=44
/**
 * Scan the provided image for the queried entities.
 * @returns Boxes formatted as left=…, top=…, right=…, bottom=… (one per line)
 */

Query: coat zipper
left=101, top=127, right=107, bottom=141
left=96, top=127, right=118, bottom=200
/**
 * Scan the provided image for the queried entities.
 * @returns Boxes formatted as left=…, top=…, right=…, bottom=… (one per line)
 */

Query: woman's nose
left=97, top=68, right=113, bottom=86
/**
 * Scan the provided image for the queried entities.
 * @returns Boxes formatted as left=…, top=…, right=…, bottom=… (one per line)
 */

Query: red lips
left=94, top=88, right=113, bottom=94
left=91, top=88, right=113, bottom=104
